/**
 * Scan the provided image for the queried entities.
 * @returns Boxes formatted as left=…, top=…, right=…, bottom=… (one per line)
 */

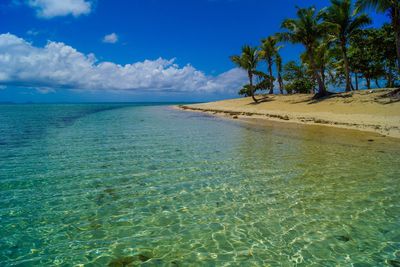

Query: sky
left=0, top=0, right=390, bottom=102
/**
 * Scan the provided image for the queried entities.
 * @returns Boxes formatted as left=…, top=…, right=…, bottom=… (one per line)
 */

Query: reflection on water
left=0, top=104, right=399, bottom=266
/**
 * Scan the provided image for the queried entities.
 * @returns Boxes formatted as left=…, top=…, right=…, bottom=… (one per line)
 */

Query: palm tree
left=321, top=0, right=371, bottom=92
left=301, top=41, right=332, bottom=90
left=356, top=0, right=400, bottom=73
left=275, top=53, right=284, bottom=94
left=230, top=45, right=260, bottom=103
left=278, top=7, right=329, bottom=97
left=260, top=36, right=279, bottom=94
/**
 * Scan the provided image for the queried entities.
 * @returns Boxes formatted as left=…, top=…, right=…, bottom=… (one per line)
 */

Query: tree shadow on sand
left=247, top=95, right=275, bottom=105
left=291, top=88, right=400, bottom=105
left=378, top=88, right=400, bottom=104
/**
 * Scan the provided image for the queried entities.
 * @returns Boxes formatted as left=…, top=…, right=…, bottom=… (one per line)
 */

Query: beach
left=179, top=89, right=400, bottom=138
left=2, top=0, right=400, bottom=265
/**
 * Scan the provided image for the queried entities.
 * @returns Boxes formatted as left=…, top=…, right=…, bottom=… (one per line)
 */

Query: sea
left=0, top=103, right=399, bottom=266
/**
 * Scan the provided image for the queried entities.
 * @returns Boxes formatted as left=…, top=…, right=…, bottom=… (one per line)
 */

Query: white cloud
left=103, top=33, right=118, bottom=44
left=27, top=0, right=92, bottom=18
left=0, top=33, right=247, bottom=94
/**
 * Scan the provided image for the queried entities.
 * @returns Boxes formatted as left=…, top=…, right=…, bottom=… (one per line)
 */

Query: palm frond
left=356, top=0, right=392, bottom=13
left=348, top=14, right=372, bottom=34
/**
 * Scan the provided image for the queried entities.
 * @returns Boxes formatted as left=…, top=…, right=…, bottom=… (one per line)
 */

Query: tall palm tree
left=301, top=41, right=332, bottom=90
left=321, top=0, right=371, bottom=92
left=315, top=43, right=332, bottom=87
left=260, top=36, right=279, bottom=94
left=356, top=0, right=400, bottom=73
left=275, top=53, right=284, bottom=94
left=230, top=45, right=260, bottom=103
left=278, top=7, right=329, bottom=96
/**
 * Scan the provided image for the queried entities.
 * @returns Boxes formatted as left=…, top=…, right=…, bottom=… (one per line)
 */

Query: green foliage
left=238, top=84, right=253, bottom=97
left=278, top=7, right=328, bottom=49
left=253, top=70, right=273, bottom=90
left=260, top=36, right=281, bottom=91
left=356, top=0, right=399, bottom=14
left=320, top=0, right=372, bottom=90
left=230, top=45, right=260, bottom=101
left=321, top=0, right=372, bottom=41
left=231, top=0, right=399, bottom=97
left=238, top=71, right=273, bottom=96
left=283, top=61, right=315, bottom=94
left=379, top=24, right=399, bottom=86
left=348, top=25, right=398, bottom=88
left=278, top=6, right=329, bottom=95
left=260, top=37, right=279, bottom=64
left=230, top=45, right=259, bottom=75
left=356, top=0, right=400, bottom=73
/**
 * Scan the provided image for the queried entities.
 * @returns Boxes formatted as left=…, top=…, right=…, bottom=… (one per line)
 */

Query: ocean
left=0, top=103, right=399, bottom=266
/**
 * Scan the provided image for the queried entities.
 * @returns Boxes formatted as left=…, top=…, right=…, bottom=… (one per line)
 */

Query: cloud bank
left=103, top=33, right=118, bottom=44
left=0, top=33, right=246, bottom=94
left=27, top=0, right=92, bottom=18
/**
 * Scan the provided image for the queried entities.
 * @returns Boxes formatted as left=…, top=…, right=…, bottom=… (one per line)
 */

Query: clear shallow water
left=0, top=103, right=399, bottom=266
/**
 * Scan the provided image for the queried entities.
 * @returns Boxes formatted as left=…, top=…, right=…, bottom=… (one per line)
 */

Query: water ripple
left=0, top=104, right=399, bottom=266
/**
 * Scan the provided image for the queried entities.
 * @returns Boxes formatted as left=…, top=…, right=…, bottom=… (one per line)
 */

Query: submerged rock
left=138, top=253, right=151, bottom=262
left=335, top=235, right=351, bottom=242
left=104, top=188, right=116, bottom=195
left=388, top=259, right=400, bottom=267
left=108, top=256, right=135, bottom=267
left=107, top=252, right=153, bottom=267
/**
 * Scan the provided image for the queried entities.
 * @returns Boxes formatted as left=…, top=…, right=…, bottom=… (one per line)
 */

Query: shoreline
left=177, top=89, right=400, bottom=138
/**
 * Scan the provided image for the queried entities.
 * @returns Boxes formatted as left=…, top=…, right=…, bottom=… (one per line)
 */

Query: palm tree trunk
left=278, top=74, right=284, bottom=94
left=396, top=30, right=400, bottom=73
left=268, top=58, right=274, bottom=94
left=341, top=40, right=351, bottom=92
left=386, top=69, right=394, bottom=88
left=313, top=79, right=317, bottom=94
left=355, top=73, right=359, bottom=90
left=307, top=48, right=326, bottom=96
left=366, top=77, right=371, bottom=89
left=349, top=70, right=354, bottom=91
left=391, top=7, right=400, bottom=74
left=249, top=72, right=257, bottom=103
left=385, top=73, right=389, bottom=88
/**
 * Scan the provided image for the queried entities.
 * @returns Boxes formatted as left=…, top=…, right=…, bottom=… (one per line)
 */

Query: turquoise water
left=0, top=104, right=399, bottom=266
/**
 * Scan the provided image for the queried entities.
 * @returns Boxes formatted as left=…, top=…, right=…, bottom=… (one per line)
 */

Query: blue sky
left=0, top=0, right=389, bottom=102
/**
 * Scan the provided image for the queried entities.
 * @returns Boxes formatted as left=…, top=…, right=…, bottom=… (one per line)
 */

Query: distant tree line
left=230, top=0, right=400, bottom=102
